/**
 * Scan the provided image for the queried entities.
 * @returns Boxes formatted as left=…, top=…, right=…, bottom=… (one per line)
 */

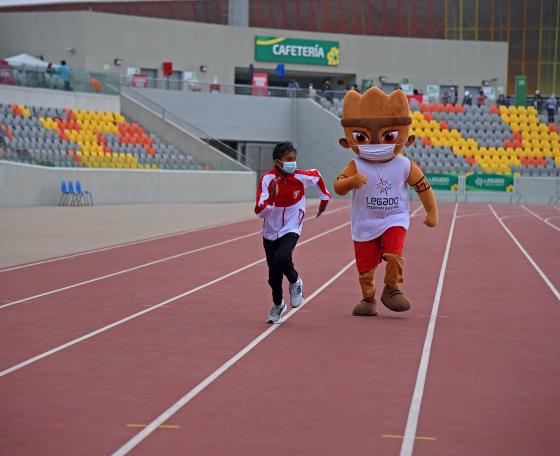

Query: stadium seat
left=0, top=102, right=208, bottom=171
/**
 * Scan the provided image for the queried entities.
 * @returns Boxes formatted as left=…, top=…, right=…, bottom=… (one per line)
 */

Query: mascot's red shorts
left=353, top=226, right=407, bottom=273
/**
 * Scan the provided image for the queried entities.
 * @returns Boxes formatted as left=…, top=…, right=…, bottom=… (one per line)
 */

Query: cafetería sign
left=255, top=36, right=340, bottom=66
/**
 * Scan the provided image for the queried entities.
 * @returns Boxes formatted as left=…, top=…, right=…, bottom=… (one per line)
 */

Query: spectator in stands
left=462, top=90, right=472, bottom=106
left=57, top=60, right=71, bottom=91
left=534, top=90, right=543, bottom=113
left=450, top=87, right=458, bottom=105
left=287, top=79, right=300, bottom=97
left=546, top=94, right=557, bottom=123
left=255, top=142, right=331, bottom=324
left=496, top=93, right=508, bottom=107
left=411, top=88, right=423, bottom=104
left=476, top=90, right=487, bottom=107
left=323, top=78, right=334, bottom=104
left=308, top=83, right=317, bottom=99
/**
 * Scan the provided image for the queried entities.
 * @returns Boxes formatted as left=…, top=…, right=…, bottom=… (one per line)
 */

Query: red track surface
left=1, top=201, right=559, bottom=455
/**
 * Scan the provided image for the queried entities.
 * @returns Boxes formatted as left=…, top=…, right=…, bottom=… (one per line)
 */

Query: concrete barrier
left=0, top=160, right=255, bottom=206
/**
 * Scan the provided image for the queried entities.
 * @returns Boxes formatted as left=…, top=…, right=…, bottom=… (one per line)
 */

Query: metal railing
left=1, top=66, right=122, bottom=96
left=1, top=65, right=351, bottom=102
left=121, top=86, right=248, bottom=167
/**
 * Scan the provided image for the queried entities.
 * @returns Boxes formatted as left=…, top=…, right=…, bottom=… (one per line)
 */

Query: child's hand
left=423, top=211, right=438, bottom=227
left=351, top=172, right=368, bottom=189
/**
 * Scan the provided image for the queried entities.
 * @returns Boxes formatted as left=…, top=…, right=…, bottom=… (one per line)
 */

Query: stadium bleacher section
left=320, top=96, right=560, bottom=177
left=0, top=102, right=207, bottom=170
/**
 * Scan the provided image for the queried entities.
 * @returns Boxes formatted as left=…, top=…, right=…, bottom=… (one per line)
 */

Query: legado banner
left=425, top=173, right=459, bottom=191
left=466, top=174, right=514, bottom=192
left=255, top=36, right=340, bottom=66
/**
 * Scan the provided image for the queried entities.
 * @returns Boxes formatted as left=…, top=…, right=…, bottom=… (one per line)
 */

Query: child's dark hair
left=273, top=142, right=297, bottom=161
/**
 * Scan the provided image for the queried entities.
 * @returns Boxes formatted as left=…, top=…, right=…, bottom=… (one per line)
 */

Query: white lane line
left=0, top=216, right=255, bottom=273
left=0, top=205, right=351, bottom=311
left=0, top=222, right=350, bottom=378
left=400, top=202, right=459, bottom=456
left=544, top=216, right=560, bottom=229
left=410, top=205, right=423, bottom=217
left=111, top=258, right=356, bottom=456
left=0, top=203, right=350, bottom=273
left=500, top=214, right=532, bottom=221
left=521, top=205, right=560, bottom=233
left=489, top=204, right=560, bottom=301
left=455, top=212, right=488, bottom=219
left=0, top=232, right=259, bottom=310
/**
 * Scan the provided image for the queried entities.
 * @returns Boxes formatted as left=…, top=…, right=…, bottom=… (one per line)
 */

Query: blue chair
left=58, top=180, right=70, bottom=206
left=75, top=180, right=93, bottom=206
left=66, top=180, right=81, bottom=206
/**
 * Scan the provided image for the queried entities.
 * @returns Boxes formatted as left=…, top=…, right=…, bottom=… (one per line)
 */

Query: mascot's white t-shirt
left=350, top=155, right=411, bottom=242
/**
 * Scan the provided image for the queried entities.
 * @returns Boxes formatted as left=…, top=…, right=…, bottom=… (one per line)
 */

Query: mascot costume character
left=333, top=87, right=438, bottom=316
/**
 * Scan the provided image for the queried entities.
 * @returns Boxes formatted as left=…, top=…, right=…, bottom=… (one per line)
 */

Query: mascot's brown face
left=339, top=87, right=415, bottom=162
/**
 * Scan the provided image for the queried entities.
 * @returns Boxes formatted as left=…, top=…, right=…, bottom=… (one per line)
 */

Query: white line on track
left=400, top=202, right=459, bottom=456
left=489, top=204, right=560, bottom=301
left=410, top=205, right=423, bottom=218
left=0, top=215, right=254, bottom=273
left=499, top=214, right=532, bottom=221
left=455, top=212, right=488, bottom=219
left=520, top=205, right=560, bottom=233
left=111, top=258, right=356, bottom=456
left=0, top=205, right=351, bottom=311
left=0, top=221, right=350, bottom=378
left=544, top=216, right=560, bottom=229
left=0, top=203, right=351, bottom=273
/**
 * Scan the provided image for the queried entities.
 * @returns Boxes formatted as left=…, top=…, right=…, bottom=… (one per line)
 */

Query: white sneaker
left=289, top=277, right=304, bottom=308
left=266, top=300, right=286, bottom=324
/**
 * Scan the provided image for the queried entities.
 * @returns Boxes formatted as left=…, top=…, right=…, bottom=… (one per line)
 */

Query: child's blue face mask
left=282, top=161, right=297, bottom=174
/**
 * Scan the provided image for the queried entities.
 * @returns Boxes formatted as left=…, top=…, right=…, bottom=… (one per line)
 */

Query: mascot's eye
left=381, top=130, right=399, bottom=143
left=352, top=131, right=369, bottom=143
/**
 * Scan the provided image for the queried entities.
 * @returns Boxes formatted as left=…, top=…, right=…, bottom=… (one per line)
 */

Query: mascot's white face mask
left=357, top=143, right=404, bottom=161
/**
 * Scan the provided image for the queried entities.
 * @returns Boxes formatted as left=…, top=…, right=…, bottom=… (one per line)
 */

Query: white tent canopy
left=4, top=53, right=50, bottom=68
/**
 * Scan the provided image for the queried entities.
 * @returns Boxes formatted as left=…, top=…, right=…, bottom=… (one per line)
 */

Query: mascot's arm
left=407, top=162, right=438, bottom=227
left=333, top=160, right=368, bottom=196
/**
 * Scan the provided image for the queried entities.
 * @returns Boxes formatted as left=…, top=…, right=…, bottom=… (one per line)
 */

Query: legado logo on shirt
left=255, top=36, right=340, bottom=66
left=366, top=177, right=399, bottom=211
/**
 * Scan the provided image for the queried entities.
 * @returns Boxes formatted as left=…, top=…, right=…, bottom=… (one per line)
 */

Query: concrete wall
left=135, top=88, right=292, bottom=142
left=0, top=84, right=120, bottom=112
left=294, top=98, right=355, bottom=195
left=132, top=88, right=355, bottom=191
left=121, top=89, right=251, bottom=171
left=0, top=11, right=509, bottom=93
left=0, top=160, right=256, bottom=206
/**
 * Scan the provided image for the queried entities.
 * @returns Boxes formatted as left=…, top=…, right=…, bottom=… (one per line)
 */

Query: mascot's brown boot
left=381, top=254, right=410, bottom=312
left=353, top=268, right=378, bottom=316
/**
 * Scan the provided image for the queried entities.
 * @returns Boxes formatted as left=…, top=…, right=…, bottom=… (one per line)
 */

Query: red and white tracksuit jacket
left=255, top=168, right=331, bottom=241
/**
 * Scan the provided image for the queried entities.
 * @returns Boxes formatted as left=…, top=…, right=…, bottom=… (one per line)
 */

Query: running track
left=1, top=201, right=559, bottom=455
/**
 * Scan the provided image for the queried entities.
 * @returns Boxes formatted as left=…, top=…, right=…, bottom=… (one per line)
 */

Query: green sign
left=425, top=173, right=459, bottom=191
left=255, top=36, right=340, bottom=66
left=514, top=75, right=527, bottom=107
left=466, top=174, right=514, bottom=192
left=362, top=79, right=375, bottom=91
